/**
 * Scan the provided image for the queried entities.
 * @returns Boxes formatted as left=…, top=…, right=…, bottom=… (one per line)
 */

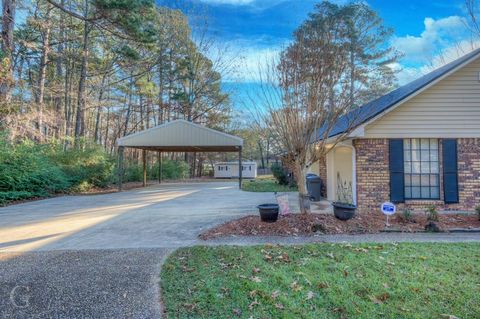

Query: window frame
left=403, top=138, right=440, bottom=200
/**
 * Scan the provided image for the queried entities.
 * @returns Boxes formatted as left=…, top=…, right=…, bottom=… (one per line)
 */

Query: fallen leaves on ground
left=199, top=212, right=480, bottom=239
left=306, top=291, right=315, bottom=300
left=290, top=281, right=303, bottom=292
left=248, top=300, right=260, bottom=310
left=317, top=282, right=329, bottom=289
left=232, top=308, right=242, bottom=316
left=250, top=276, right=262, bottom=283
left=271, top=290, right=280, bottom=299
left=370, top=292, right=390, bottom=304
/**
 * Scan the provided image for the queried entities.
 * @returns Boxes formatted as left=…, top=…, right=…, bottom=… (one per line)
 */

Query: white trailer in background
left=214, top=162, right=257, bottom=179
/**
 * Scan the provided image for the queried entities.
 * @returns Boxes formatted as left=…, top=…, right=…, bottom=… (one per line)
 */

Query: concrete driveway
left=0, top=181, right=277, bottom=318
left=0, top=181, right=277, bottom=252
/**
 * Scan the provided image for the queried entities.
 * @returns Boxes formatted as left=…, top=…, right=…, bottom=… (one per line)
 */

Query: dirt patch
left=199, top=212, right=480, bottom=240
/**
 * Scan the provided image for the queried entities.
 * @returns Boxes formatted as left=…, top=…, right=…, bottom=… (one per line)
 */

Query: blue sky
left=158, top=0, right=475, bottom=108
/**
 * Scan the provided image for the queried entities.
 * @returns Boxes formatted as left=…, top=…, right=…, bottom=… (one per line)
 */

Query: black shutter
left=389, top=139, right=405, bottom=203
left=443, top=139, right=459, bottom=203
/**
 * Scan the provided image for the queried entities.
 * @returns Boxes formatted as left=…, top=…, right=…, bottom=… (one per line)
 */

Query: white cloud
left=391, top=15, right=480, bottom=84
left=387, top=62, right=424, bottom=85
left=393, top=39, right=480, bottom=85
left=393, top=16, right=468, bottom=64
left=214, top=39, right=285, bottom=82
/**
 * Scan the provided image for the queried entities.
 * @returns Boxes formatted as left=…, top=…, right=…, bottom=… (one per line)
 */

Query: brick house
left=312, top=48, right=480, bottom=214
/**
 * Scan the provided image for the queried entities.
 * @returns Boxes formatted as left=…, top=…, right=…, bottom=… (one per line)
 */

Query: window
left=404, top=138, right=440, bottom=199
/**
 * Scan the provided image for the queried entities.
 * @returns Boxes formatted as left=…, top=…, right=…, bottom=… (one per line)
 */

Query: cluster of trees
left=255, top=1, right=401, bottom=213
left=0, top=0, right=231, bottom=153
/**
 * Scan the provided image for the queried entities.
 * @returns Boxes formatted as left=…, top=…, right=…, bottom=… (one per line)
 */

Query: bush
left=425, top=205, right=439, bottom=222
left=0, top=139, right=71, bottom=204
left=0, top=136, right=118, bottom=204
left=158, top=160, right=190, bottom=180
left=476, top=205, right=480, bottom=221
left=271, top=164, right=289, bottom=185
left=124, top=159, right=189, bottom=182
left=399, top=209, right=413, bottom=223
left=50, top=144, right=115, bottom=189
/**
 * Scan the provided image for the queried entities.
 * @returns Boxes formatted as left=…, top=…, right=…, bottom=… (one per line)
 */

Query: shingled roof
left=317, top=47, right=480, bottom=140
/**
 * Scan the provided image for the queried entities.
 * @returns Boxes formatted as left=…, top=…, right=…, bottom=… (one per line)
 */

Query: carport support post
left=142, top=149, right=147, bottom=187
left=157, top=151, right=162, bottom=184
left=238, top=147, right=243, bottom=189
left=118, top=146, right=124, bottom=191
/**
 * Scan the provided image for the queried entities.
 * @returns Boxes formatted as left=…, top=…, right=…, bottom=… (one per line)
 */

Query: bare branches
left=249, top=3, right=388, bottom=214
left=45, top=0, right=95, bottom=22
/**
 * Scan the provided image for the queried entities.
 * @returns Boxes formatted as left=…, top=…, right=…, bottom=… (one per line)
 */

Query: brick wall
left=318, top=156, right=327, bottom=197
left=353, top=138, right=480, bottom=214
left=445, top=138, right=480, bottom=211
left=353, top=139, right=390, bottom=214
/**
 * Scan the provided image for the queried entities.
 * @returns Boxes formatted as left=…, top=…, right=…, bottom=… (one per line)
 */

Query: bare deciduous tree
left=251, top=16, right=361, bottom=214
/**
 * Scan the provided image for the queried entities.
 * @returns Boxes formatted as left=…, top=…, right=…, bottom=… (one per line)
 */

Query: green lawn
left=161, top=243, right=480, bottom=318
left=242, top=176, right=297, bottom=192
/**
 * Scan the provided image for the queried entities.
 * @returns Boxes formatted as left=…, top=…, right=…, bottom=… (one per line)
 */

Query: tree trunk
left=54, top=0, right=65, bottom=139
left=266, top=136, right=270, bottom=167
left=139, top=94, right=145, bottom=131
left=0, top=0, right=16, bottom=103
left=258, top=140, right=265, bottom=168
left=146, top=96, right=152, bottom=129
left=349, top=47, right=355, bottom=105
left=36, top=5, right=52, bottom=140
left=94, top=75, right=107, bottom=142
left=191, top=152, right=197, bottom=178
left=123, top=75, right=133, bottom=136
left=104, top=103, right=110, bottom=149
left=157, top=64, right=164, bottom=124
left=74, top=1, right=90, bottom=145
left=295, top=163, right=311, bottom=214
left=63, top=60, right=73, bottom=150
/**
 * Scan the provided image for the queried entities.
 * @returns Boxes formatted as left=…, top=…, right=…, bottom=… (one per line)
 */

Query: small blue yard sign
left=381, top=202, right=396, bottom=227
left=381, top=202, right=396, bottom=215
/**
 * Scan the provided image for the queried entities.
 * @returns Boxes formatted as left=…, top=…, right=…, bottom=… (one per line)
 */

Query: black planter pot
left=332, top=202, right=356, bottom=221
left=257, top=203, right=279, bottom=223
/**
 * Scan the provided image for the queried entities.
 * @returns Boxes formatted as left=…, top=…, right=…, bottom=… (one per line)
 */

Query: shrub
left=0, top=139, right=71, bottom=204
left=476, top=205, right=480, bottom=221
left=51, top=144, right=115, bottom=189
left=400, top=209, right=413, bottom=222
left=156, top=160, right=190, bottom=180
left=124, top=159, right=190, bottom=182
left=425, top=205, right=439, bottom=222
left=124, top=164, right=144, bottom=182
left=271, top=164, right=289, bottom=185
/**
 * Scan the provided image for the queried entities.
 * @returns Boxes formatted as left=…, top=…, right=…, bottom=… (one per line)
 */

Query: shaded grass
left=242, top=176, right=297, bottom=192
left=161, top=243, right=480, bottom=318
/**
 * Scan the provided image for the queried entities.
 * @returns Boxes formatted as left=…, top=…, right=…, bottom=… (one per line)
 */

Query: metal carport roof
left=117, top=119, right=243, bottom=151
left=116, top=120, right=244, bottom=190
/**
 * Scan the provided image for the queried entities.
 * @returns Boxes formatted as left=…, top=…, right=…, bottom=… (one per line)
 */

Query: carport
left=117, top=120, right=244, bottom=190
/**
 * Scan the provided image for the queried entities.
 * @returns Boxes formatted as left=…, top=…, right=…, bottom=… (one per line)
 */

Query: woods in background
left=0, top=0, right=239, bottom=203
left=0, top=0, right=231, bottom=150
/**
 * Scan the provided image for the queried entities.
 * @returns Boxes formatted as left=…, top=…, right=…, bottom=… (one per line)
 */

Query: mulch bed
left=199, top=212, right=480, bottom=240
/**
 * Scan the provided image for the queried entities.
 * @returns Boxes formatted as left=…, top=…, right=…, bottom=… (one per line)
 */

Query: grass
left=161, top=243, right=480, bottom=318
left=242, top=175, right=297, bottom=192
